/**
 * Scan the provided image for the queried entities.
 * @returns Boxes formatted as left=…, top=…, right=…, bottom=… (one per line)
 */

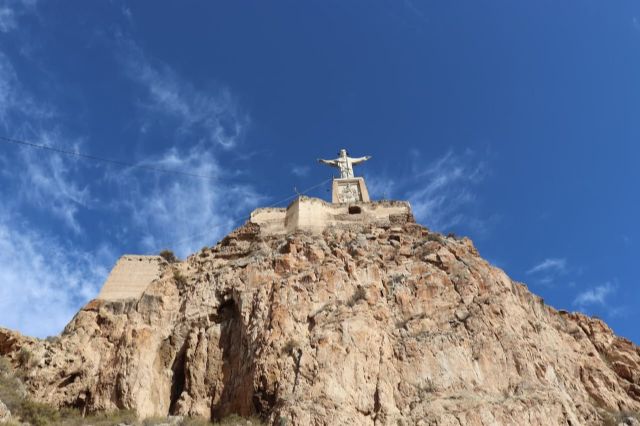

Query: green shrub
left=44, top=335, right=60, bottom=344
left=0, top=358, right=24, bottom=414
left=0, top=356, right=10, bottom=375
left=17, top=399, right=60, bottom=426
left=183, top=417, right=214, bottom=425
left=17, top=347, right=33, bottom=366
left=426, top=233, right=444, bottom=244
left=159, top=249, right=179, bottom=263
left=215, top=414, right=264, bottom=425
left=0, top=355, right=266, bottom=425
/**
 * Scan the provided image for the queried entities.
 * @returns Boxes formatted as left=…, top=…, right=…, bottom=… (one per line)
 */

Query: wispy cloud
left=0, top=15, right=110, bottom=337
left=0, top=213, right=113, bottom=337
left=366, top=175, right=396, bottom=200
left=0, top=27, right=263, bottom=340
left=120, top=40, right=249, bottom=149
left=291, top=165, right=310, bottom=177
left=0, top=49, right=90, bottom=233
left=0, top=51, right=54, bottom=128
left=366, top=149, right=490, bottom=234
left=527, top=258, right=567, bottom=275
left=525, top=257, right=569, bottom=286
left=112, top=40, right=263, bottom=256
left=0, top=0, right=37, bottom=33
left=405, top=150, right=488, bottom=232
left=573, top=282, right=615, bottom=309
left=0, top=6, right=16, bottom=33
left=17, top=145, right=91, bottom=233
left=0, top=49, right=91, bottom=233
left=112, top=143, right=263, bottom=257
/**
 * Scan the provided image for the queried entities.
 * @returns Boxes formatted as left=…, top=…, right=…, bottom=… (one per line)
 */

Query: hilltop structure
left=97, top=255, right=163, bottom=301
left=251, top=149, right=411, bottom=235
left=318, top=148, right=371, bottom=203
left=97, top=149, right=402, bottom=301
left=1, top=152, right=640, bottom=425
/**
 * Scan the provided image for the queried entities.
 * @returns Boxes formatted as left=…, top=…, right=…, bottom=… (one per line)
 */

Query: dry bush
left=160, top=249, right=179, bottom=263
left=347, top=287, right=367, bottom=307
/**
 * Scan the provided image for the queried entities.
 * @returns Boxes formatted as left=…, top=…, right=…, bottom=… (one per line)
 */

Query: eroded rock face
left=0, top=399, right=10, bottom=423
left=1, top=220, right=640, bottom=425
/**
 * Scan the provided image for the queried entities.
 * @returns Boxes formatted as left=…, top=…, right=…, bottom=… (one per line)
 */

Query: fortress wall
left=252, top=196, right=413, bottom=236
left=97, top=255, right=163, bottom=301
left=250, top=208, right=287, bottom=234
left=286, top=197, right=328, bottom=234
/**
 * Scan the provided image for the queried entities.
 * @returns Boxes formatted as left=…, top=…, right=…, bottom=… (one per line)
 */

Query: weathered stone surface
left=1, top=219, right=639, bottom=425
left=0, top=399, right=10, bottom=423
left=97, top=255, right=164, bottom=301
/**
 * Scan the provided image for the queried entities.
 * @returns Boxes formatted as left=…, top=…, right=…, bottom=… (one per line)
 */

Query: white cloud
left=366, top=175, right=396, bottom=200
left=109, top=38, right=263, bottom=257
left=525, top=257, right=569, bottom=286
left=0, top=6, right=16, bottom=33
left=0, top=51, right=53, bottom=128
left=0, top=28, right=262, bottom=339
left=0, top=52, right=88, bottom=233
left=0, top=0, right=37, bottom=33
left=527, top=258, right=567, bottom=275
left=113, top=143, right=264, bottom=258
left=120, top=40, right=249, bottom=149
left=405, top=150, right=487, bottom=232
left=15, top=134, right=91, bottom=233
left=291, top=165, right=310, bottom=177
left=0, top=213, right=113, bottom=337
left=364, top=149, right=489, bottom=234
left=573, top=282, right=615, bottom=308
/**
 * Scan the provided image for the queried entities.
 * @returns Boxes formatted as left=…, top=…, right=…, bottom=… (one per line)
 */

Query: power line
left=0, top=134, right=334, bottom=254
left=154, top=177, right=333, bottom=251
left=0, top=135, right=220, bottom=181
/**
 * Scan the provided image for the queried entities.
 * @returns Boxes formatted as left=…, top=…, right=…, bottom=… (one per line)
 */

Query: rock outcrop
left=0, top=399, right=10, bottom=423
left=1, top=211, right=639, bottom=425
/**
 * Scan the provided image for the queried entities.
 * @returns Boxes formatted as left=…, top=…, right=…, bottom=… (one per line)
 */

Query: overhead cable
left=0, top=135, right=219, bottom=181
left=155, top=177, right=334, bottom=250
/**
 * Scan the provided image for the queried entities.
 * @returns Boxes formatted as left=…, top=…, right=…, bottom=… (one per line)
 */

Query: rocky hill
left=1, top=209, right=640, bottom=425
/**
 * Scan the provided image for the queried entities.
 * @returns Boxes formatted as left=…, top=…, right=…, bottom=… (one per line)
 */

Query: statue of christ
left=318, top=149, right=371, bottom=179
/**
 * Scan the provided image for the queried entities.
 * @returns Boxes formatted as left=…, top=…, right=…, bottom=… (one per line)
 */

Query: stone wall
left=97, top=255, right=163, bottom=301
left=250, top=196, right=413, bottom=235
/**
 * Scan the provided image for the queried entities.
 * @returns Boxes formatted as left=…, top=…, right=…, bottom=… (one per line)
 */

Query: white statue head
left=339, top=149, right=347, bottom=158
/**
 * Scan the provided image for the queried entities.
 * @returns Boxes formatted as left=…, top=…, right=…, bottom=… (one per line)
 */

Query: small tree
left=159, top=249, right=178, bottom=263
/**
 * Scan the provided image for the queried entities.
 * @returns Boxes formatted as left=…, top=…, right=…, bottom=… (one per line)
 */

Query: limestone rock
left=1, top=219, right=639, bottom=425
left=0, top=399, right=10, bottom=423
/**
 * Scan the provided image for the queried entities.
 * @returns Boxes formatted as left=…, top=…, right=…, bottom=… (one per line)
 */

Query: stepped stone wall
left=97, top=255, right=163, bottom=301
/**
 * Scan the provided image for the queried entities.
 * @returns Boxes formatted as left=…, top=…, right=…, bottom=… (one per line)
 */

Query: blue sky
left=0, top=1, right=639, bottom=341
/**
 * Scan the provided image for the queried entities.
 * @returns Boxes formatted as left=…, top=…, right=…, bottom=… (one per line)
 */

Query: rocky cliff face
left=1, top=217, right=640, bottom=425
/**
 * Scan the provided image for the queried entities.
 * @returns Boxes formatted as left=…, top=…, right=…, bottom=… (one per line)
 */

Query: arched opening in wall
left=348, top=206, right=362, bottom=214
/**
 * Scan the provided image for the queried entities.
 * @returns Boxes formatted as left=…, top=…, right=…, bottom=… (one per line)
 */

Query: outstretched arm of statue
left=351, top=155, right=372, bottom=165
left=318, top=158, right=338, bottom=167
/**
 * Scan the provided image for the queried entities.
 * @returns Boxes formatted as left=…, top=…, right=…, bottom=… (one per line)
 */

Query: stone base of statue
left=332, top=177, right=370, bottom=204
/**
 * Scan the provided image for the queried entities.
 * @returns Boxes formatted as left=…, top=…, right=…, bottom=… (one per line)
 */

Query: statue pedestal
left=332, top=177, right=370, bottom=203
